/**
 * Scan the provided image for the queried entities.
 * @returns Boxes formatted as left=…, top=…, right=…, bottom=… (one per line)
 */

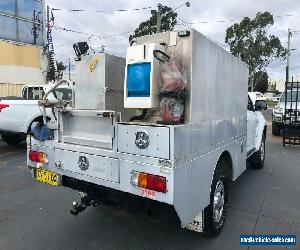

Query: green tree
left=225, top=11, right=286, bottom=91
left=254, top=71, right=268, bottom=93
left=129, top=5, right=177, bottom=43
left=47, top=61, right=66, bottom=81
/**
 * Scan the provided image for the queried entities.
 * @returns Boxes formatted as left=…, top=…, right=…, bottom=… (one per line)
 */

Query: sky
left=45, top=0, right=300, bottom=80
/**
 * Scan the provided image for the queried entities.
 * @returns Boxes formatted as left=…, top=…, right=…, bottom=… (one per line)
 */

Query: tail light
left=131, top=171, right=167, bottom=193
left=29, top=150, right=47, bottom=163
left=0, top=104, right=9, bottom=111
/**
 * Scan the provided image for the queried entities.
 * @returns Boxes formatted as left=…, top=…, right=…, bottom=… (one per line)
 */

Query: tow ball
left=70, top=192, right=98, bottom=216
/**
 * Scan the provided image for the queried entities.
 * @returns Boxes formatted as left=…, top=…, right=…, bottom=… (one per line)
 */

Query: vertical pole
left=46, top=5, right=49, bottom=51
left=46, top=5, right=50, bottom=82
left=15, top=0, right=19, bottom=42
left=251, top=69, right=255, bottom=92
left=286, top=28, right=292, bottom=83
left=284, top=28, right=291, bottom=145
left=289, top=76, right=293, bottom=145
left=33, top=9, right=37, bottom=45
left=68, top=58, right=71, bottom=81
left=156, top=4, right=162, bottom=33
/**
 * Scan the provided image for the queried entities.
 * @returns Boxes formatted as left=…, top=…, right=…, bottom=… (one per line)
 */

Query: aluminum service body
left=28, top=29, right=248, bottom=228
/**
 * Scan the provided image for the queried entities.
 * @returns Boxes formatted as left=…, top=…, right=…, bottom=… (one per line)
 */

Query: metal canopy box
left=74, top=53, right=125, bottom=111
left=28, top=28, right=255, bottom=234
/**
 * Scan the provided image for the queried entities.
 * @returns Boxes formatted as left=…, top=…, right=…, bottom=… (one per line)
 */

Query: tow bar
left=70, top=192, right=98, bottom=216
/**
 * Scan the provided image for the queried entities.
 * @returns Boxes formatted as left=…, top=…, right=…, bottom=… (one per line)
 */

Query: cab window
left=52, top=88, right=72, bottom=101
left=22, top=87, right=44, bottom=100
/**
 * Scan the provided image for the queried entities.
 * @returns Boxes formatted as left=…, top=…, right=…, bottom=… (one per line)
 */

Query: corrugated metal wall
left=0, top=83, right=24, bottom=97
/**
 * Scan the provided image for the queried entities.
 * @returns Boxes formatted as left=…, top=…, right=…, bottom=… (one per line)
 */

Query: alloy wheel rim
left=213, top=179, right=225, bottom=223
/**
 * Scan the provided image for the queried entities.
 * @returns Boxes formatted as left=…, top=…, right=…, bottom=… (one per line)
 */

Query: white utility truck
left=27, top=29, right=267, bottom=236
left=0, top=84, right=72, bottom=145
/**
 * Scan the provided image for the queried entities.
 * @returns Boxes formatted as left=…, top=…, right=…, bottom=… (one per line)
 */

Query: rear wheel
left=203, top=158, right=229, bottom=236
left=272, top=122, right=280, bottom=136
left=1, top=133, right=26, bottom=145
left=249, top=136, right=265, bottom=169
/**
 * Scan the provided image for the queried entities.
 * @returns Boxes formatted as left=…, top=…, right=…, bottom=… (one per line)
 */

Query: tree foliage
left=129, top=5, right=177, bottom=43
left=254, top=71, right=268, bottom=93
left=225, top=11, right=286, bottom=89
left=47, top=61, right=66, bottom=82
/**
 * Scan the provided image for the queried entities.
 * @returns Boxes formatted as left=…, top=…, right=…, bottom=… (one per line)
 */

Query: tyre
left=203, top=158, right=229, bottom=236
left=249, top=136, right=265, bottom=169
left=272, top=122, right=280, bottom=136
left=1, top=133, right=26, bottom=145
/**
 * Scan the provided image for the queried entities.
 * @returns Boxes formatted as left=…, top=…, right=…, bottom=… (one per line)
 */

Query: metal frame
left=283, top=77, right=300, bottom=146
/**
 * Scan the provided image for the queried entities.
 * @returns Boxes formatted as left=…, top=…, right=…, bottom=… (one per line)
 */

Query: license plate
left=35, top=168, right=60, bottom=186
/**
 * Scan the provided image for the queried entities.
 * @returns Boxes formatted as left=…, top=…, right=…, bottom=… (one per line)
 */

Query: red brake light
left=29, top=150, right=46, bottom=163
left=0, top=104, right=9, bottom=111
left=147, top=174, right=167, bottom=193
left=131, top=171, right=167, bottom=193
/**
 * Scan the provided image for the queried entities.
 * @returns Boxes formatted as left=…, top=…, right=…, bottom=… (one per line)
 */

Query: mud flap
left=184, top=210, right=204, bottom=233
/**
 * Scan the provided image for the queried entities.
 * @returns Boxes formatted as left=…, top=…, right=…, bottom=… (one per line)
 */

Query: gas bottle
left=160, top=97, right=184, bottom=124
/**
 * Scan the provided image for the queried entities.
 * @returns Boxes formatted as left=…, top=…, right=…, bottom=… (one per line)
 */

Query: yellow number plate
left=35, top=168, right=60, bottom=186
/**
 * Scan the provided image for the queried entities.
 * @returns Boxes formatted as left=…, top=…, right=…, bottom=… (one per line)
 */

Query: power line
left=290, top=29, right=300, bottom=33
left=0, top=11, right=42, bottom=25
left=52, top=2, right=191, bottom=41
left=188, top=14, right=294, bottom=25
left=53, top=25, right=133, bottom=40
left=50, top=6, right=152, bottom=13
left=50, top=2, right=296, bottom=52
left=273, top=29, right=300, bottom=35
left=275, top=14, right=294, bottom=18
left=177, top=16, right=191, bottom=28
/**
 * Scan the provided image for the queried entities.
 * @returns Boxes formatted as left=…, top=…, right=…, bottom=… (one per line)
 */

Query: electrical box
left=124, top=43, right=163, bottom=109
left=75, top=53, right=125, bottom=111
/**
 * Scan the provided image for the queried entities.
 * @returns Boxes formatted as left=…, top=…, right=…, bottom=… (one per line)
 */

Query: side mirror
left=255, top=100, right=267, bottom=111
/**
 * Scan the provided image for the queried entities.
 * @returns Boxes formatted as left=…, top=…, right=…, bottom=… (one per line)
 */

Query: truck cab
left=247, top=95, right=267, bottom=168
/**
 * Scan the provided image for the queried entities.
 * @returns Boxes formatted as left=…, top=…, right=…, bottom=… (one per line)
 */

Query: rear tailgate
left=55, top=149, right=119, bottom=183
left=55, top=109, right=120, bottom=183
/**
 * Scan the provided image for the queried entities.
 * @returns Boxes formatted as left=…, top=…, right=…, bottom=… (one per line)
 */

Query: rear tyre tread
left=249, top=136, right=265, bottom=169
left=203, top=158, right=229, bottom=236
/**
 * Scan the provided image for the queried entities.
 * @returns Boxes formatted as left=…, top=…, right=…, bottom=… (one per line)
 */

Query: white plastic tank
left=124, top=43, right=164, bottom=109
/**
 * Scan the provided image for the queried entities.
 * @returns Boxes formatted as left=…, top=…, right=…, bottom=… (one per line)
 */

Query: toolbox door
left=117, top=124, right=170, bottom=159
left=60, top=110, right=115, bottom=149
